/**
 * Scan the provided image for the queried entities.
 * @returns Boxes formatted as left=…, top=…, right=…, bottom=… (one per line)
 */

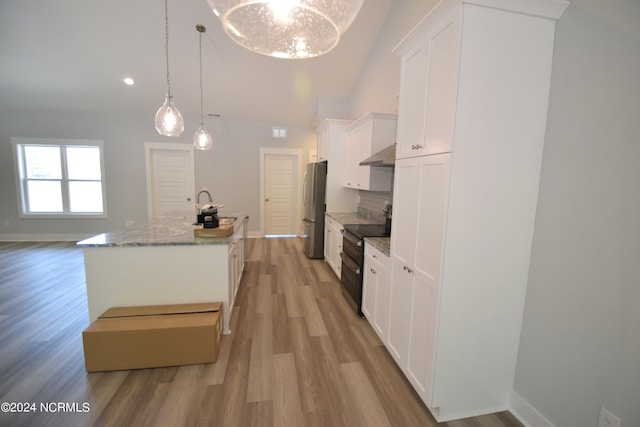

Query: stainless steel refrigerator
left=302, top=161, right=327, bottom=259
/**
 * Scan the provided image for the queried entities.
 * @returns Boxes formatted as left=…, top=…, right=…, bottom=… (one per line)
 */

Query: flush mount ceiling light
left=206, top=0, right=364, bottom=59
left=155, top=0, right=184, bottom=136
left=193, top=25, right=213, bottom=151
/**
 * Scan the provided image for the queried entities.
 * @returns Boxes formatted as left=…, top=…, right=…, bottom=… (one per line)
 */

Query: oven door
left=341, top=228, right=363, bottom=263
left=340, top=252, right=362, bottom=313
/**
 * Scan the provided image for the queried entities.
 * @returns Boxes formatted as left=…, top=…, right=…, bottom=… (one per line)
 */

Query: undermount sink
left=218, top=216, right=237, bottom=226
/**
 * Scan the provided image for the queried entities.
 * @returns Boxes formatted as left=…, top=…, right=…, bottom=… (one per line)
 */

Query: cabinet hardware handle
left=407, top=267, right=414, bottom=274
left=372, top=255, right=377, bottom=259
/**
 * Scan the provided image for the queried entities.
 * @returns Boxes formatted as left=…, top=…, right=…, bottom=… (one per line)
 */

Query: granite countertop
left=364, top=237, right=391, bottom=257
left=77, top=211, right=247, bottom=248
left=325, top=212, right=384, bottom=226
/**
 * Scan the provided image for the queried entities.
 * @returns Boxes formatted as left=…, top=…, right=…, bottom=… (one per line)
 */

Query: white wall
left=514, top=1, right=640, bottom=426
left=347, top=0, right=438, bottom=120
left=0, top=110, right=315, bottom=239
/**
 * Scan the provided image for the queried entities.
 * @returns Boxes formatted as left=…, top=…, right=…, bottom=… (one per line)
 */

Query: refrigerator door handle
left=302, top=171, right=308, bottom=208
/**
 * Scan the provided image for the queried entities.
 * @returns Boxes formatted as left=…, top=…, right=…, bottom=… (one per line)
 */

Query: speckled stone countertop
left=77, top=211, right=247, bottom=247
left=325, top=212, right=383, bottom=226
left=364, top=237, right=391, bottom=257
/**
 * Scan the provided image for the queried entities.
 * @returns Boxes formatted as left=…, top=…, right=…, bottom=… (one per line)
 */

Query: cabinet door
left=390, top=158, right=421, bottom=267
left=423, top=10, right=459, bottom=155
left=396, top=8, right=460, bottom=159
left=324, top=216, right=331, bottom=262
left=356, top=122, right=372, bottom=189
left=362, top=252, right=376, bottom=320
left=228, top=241, right=238, bottom=307
left=387, top=258, right=413, bottom=366
left=397, top=40, right=429, bottom=160
left=388, top=154, right=450, bottom=400
left=406, top=274, right=438, bottom=404
left=331, top=224, right=343, bottom=278
left=343, top=128, right=360, bottom=188
left=371, top=250, right=390, bottom=342
left=317, top=125, right=328, bottom=161
left=412, top=154, right=450, bottom=287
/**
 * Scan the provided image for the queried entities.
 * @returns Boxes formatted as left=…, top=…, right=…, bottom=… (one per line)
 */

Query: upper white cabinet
left=343, top=113, right=396, bottom=191
left=388, top=0, right=568, bottom=421
left=316, top=119, right=358, bottom=212
left=396, top=6, right=459, bottom=159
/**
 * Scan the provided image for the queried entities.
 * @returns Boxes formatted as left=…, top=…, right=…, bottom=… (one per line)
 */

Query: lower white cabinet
left=229, top=219, right=246, bottom=309
left=362, top=242, right=391, bottom=342
left=324, top=215, right=343, bottom=278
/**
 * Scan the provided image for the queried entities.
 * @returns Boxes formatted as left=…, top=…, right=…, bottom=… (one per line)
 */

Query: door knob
left=187, top=198, right=191, bottom=201
left=265, top=198, right=269, bottom=202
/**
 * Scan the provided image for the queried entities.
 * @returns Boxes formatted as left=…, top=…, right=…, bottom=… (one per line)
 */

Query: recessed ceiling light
left=123, top=77, right=135, bottom=86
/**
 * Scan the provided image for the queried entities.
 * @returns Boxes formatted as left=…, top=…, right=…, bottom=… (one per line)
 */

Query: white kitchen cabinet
left=362, top=242, right=391, bottom=342
left=228, top=219, right=246, bottom=310
left=388, top=0, right=568, bottom=421
left=324, top=214, right=343, bottom=278
left=342, top=113, right=396, bottom=191
left=395, top=6, right=459, bottom=159
left=388, top=153, right=449, bottom=408
left=316, top=119, right=358, bottom=212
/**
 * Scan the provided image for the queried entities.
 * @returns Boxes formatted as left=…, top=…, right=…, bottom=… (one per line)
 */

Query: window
left=12, top=138, right=107, bottom=218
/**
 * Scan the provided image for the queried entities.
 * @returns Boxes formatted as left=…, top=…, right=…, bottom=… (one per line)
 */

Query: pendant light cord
left=198, top=27, right=204, bottom=125
left=164, top=0, right=171, bottom=97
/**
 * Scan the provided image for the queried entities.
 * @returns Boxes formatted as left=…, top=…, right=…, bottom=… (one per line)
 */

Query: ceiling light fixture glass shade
left=206, top=0, right=364, bottom=59
left=155, top=95, right=184, bottom=136
left=155, top=0, right=184, bottom=136
left=194, top=124, right=213, bottom=150
left=194, top=25, right=213, bottom=151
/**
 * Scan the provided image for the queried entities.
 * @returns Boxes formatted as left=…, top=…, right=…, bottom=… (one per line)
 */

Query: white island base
left=78, top=213, right=247, bottom=335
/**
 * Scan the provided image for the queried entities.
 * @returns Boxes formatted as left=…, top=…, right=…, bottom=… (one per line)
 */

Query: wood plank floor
left=0, top=239, right=524, bottom=427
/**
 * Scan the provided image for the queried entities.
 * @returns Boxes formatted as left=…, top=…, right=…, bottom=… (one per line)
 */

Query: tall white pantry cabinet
left=388, top=0, right=568, bottom=422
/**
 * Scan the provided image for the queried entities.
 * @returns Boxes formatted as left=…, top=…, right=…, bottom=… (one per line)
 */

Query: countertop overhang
left=77, top=211, right=247, bottom=248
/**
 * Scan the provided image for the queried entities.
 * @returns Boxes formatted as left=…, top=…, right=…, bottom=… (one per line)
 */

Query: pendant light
left=206, top=0, right=363, bottom=59
left=155, top=0, right=184, bottom=136
left=194, top=25, right=213, bottom=150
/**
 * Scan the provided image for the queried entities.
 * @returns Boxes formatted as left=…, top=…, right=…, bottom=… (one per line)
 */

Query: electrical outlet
left=599, top=407, right=621, bottom=427
left=124, top=220, right=135, bottom=227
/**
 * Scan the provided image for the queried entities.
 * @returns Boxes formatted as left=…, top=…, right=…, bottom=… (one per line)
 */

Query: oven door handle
left=341, top=229, right=362, bottom=246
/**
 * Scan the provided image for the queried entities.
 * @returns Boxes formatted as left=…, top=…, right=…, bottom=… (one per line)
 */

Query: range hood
left=359, top=143, right=396, bottom=167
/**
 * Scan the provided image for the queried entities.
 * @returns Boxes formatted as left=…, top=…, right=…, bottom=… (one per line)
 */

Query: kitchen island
left=77, top=212, right=247, bottom=334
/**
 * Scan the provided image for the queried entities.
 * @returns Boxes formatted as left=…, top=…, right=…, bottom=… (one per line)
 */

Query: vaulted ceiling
left=0, top=0, right=394, bottom=126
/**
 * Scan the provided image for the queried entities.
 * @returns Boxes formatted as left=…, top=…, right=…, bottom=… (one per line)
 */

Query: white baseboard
left=509, top=390, right=555, bottom=427
left=0, top=233, right=92, bottom=242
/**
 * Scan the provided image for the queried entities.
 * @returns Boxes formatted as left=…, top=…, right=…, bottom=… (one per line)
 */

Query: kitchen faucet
left=196, top=190, right=213, bottom=212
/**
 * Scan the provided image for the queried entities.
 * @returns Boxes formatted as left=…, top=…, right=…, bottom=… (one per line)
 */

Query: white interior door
left=261, top=149, right=301, bottom=237
left=145, top=143, right=195, bottom=218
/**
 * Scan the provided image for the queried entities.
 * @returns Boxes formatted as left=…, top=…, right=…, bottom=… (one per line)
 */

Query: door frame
left=259, top=147, right=303, bottom=237
left=144, top=142, right=195, bottom=219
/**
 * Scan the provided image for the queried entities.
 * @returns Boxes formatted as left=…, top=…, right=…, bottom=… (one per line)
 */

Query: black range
left=340, top=223, right=390, bottom=316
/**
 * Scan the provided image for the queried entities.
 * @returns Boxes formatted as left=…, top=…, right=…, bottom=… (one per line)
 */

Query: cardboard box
left=82, top=302, right=222, bottom=372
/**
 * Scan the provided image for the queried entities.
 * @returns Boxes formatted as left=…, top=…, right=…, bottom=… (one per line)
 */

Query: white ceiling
left=0, top=0, right=394, bottom=126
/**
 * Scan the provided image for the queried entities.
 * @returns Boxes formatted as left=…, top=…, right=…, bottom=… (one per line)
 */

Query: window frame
left=12, top=137, right=108, bottom=219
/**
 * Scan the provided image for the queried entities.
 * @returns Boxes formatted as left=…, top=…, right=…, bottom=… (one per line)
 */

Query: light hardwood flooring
left=0, top=239, right=523, bottom=427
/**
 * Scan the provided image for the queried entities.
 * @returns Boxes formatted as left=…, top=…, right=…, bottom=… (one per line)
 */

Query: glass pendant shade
left=194, top=124, right=213, bottom=150
left=155, top=94, right=185, bottom=136
left=206, top=0, right=364, bottom=58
